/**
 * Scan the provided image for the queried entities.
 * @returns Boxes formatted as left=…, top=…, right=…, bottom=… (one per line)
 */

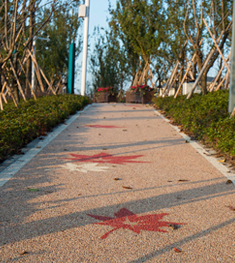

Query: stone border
left=154, top=109, right=235, bottom=184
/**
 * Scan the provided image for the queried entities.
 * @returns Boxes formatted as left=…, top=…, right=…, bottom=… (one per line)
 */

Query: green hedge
left=153, top=90, right=235, bottom=158
left=0, top=95, right=91, bottom=162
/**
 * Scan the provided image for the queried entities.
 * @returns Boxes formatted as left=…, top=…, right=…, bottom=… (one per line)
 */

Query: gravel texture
left=0, top=103, right=235, bottom=263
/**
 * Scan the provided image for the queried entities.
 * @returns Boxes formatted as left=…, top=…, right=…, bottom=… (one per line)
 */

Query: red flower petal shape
left=63, top=152, right=147, bottom=165
left=87, top=208, right=185, bottom=239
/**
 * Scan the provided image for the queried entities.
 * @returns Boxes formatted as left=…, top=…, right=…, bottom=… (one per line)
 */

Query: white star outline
left=60, top=162, right=109, bottom=173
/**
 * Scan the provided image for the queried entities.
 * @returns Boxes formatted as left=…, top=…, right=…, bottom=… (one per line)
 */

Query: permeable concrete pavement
left=0, top=103, right=235, bottom=262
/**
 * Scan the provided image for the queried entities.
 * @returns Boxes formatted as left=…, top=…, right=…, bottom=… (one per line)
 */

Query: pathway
left=0, top=103, right=235, bottom=262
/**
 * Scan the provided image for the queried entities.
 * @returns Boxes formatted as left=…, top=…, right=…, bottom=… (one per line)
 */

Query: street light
left=80, top=0, right=90, bottom=96
left=31, top=36, right=50, bottom=91
left=229, top=0, right=235, bottom=113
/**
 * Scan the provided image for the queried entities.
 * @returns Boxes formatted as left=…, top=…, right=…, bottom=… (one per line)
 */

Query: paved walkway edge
left=154, top=109, right=235, bottom=184
left=0, top=104, right=91, bottom=187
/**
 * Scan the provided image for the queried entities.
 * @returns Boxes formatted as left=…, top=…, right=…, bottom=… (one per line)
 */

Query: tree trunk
left=195, top=50, right=208, bottom=94
left=217, top=57, right=223, bottom=84
left=25, top=1, right=35, bottom=96
left=131, top=71, right=135, bottom=86
left=179, top=62, right=184, bottom=85
left=200, top=73, right=208, bottom=95
left=25, top=59, right=31, bottom=96
left=144, top=69, right=148, bottom=85
left=12, top=53, right=20, bottom=103
left=193, top=62, right=197, bottom=80
left=12, top=85, right=20, bottom=103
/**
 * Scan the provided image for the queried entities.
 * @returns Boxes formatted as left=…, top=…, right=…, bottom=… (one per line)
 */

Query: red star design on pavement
left=85, top=125, right=123, bottom=128
left=63, top=152, right=147, bottom=165
left=87, top=208, right=185, bottom=239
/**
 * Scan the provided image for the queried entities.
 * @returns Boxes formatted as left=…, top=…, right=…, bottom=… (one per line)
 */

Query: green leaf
left=27, top=188, right=39, bottom=192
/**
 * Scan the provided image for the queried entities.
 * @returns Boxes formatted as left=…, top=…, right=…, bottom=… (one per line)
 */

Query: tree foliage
left=183, top=0, right=232, bottom=95
left=90, top=0, right=233, bottom=96
left=90, top=28, right=130, bottom=92
left=36, top=2, right=82, bottom=84
left=0, top=0, right=83, bottom=108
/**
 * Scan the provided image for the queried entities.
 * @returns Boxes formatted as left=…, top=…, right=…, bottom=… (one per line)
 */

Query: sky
left=75, top=0, right=117, bottom=94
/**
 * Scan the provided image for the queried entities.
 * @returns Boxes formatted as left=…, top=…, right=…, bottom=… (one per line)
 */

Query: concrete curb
left=154, top=109, right=235, bottom=184
left=0, top=104, right=91, bottom=187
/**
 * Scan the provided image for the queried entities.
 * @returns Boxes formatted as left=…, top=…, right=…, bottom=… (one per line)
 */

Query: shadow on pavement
left=1, top=178, right=234, bottom=246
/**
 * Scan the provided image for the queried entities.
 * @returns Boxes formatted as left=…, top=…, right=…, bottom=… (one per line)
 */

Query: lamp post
left=229, top=0, right=235, bottom=113
left=31, top=36, right=50, bottom=91
left=80, top=0, right=90, bottom=96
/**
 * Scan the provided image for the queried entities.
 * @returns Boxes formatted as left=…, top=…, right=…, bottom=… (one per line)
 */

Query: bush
left=153, top=90, right=235, bottom=158
left=0, top=95, right=91, bottom=162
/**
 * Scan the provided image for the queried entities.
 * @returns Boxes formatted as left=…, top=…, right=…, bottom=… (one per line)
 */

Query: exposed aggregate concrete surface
left=0, top=103, right=235, bottom=263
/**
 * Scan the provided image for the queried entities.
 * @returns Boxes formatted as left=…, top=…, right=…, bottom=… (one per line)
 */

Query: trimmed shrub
left=0, top=95, right=91, bottom=162
left=153, top=90, right=235, bottom=158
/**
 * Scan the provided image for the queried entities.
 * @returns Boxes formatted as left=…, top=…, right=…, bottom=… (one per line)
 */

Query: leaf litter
left=168, top=224, right=181, bottom=230
left=122, top=186, right=133, bottom=189
left=19, top=251, right=29, bottom=255
left=27, top=188, right=39, bottom=192
left=178, top=179, right=189, bottom=182
left=174, top=247, right=182, bottom=253
left=226, top=179, right=233, bottom=184
left=226, top=205, right=235, bottom=211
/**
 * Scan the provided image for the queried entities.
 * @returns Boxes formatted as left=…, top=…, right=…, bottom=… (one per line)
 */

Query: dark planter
left=96, top=93, right=118, bottom=103
left=108, top=93, right=118, bottom=103
left=142, top=90, right=155, bottom=104
left=126, top=91, right=142, bottom=103
left=96, top=93, right=108, bottom=103
left=126, top=90, right=155, bottom=104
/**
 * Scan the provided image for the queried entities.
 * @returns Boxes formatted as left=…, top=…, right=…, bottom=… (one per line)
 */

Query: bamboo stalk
left=2, top=74, right=19, bottom=108
left=186, top=33, right=224, bottom=99
left=162, top=40, right=187, bottom=96
left=147, top=64, right=156, bottom=88
left=187, top=64, right=195, bottom=80
left=1, top=82, right=8, bottom=103
left=39, top=67, right=56, bottom=95
left=148, top=72, right=155, bottom=89
left=9, top=60, right=27, bottom=101
left=0, top=94, right=3, bottom=110
left=174, top=60, right=195, bottom=98
left=215, top=72, right=228, bottom=91
left=18, top=58, right=37, bottom=100
left=161, top=63, right=178, bottom=96
left=55, top=76, right=62, bottom=94
left=133, top=60, right=142, bottom=87
left=174, top=39, right=204, bottom=98
left=139, top=62, right=149, bottom=85
left=224, top=71, right=230, bottom=90
left=2, top=91, right=7, bottom=103
left=27, top=49, right=45, bottom=92
left=203, top=18, right=230, bottom=73
left=1, top=82, right=7, bottom=94
left=55, top=83, right=60, bottom=94
left=163, top=61, right=179, bottom=96
left=55, top=79, right=62, bottom=94
left=187, top=19, right=233, bottom=99
left=166, top=71, right=180, bottom=96
left=209, top=51, right=231, bottom=91
left=133, top=70, right=140, bottom=87
left=160, top=76, right=171, bottom=96
left=16, top=53, right=30, bottom=76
